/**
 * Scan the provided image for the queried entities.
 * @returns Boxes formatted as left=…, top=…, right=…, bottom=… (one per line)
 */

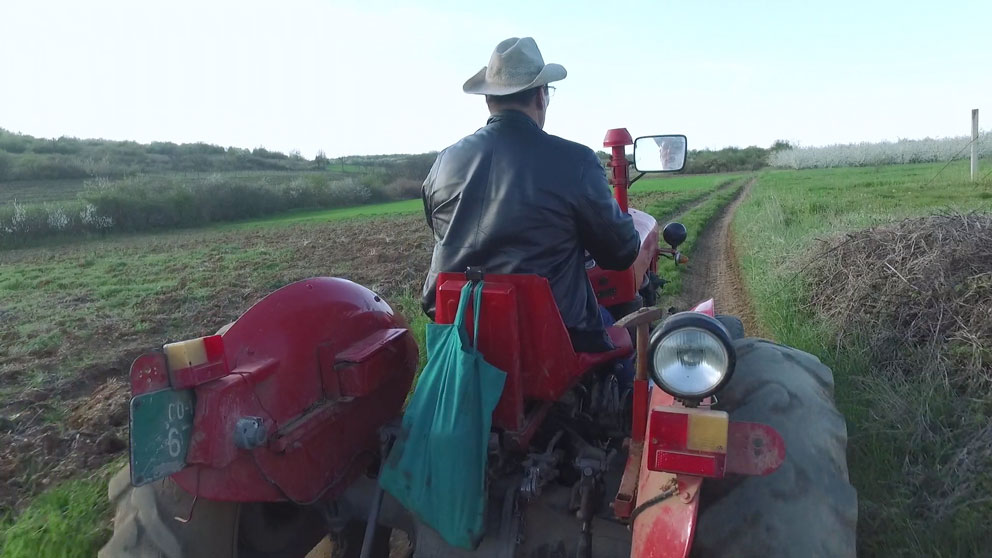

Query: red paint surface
left=585, top=208, right=659, bottom=309
left=172, top=278, right=417, bottom=502
left=436, top=281, right=524, bottom=431
left=652, top=451, right=724, bottom=478
left=436, top=273, right=633, bottom=438
left=603, top=128, right=634, bottom=213
left=603, top=128, right=634, bottom=147
left=725, top=421, right=786, bottom=476
left=689, top=298, right=715, bottom=317
left=435, top=274, right=632, bottom=437
left=337, top=328, right=408, bottom=397
left=129, top=352, right=170, bottom=396
left=632, top=386, right=698, bottom=558
left=649, top=409, right=689, bottom=451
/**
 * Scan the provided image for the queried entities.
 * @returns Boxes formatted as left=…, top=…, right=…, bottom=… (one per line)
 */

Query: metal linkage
left=520, top=431, right=563, bottom=499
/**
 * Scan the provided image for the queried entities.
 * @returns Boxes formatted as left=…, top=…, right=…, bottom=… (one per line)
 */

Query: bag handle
left=452, top=281, right=485, bottom=349
left=471, top=281, right=484, bottom=348
left=453, top=282, right=474, bottom=332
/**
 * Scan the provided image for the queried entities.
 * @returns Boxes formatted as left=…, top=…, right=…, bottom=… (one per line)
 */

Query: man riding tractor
left=421, top=36, right=640, bottom=356
left=654, top=135, right=687, bottom=172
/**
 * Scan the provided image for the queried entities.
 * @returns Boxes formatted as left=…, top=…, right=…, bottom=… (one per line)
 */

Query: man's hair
left=485, top=85, right=545, bottom=107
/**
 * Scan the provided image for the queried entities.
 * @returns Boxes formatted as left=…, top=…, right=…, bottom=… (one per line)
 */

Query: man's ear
left=536, top=87, right=548, bottom=110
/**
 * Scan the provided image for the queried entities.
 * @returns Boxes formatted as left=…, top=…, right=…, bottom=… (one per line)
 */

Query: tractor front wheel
left=98, top=466, right=329, bottom=558
left=691, top=337, right=858, bottom=558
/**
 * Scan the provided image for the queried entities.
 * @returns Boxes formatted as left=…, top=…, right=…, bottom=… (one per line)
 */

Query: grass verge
left=641, top=178, right=747, bottom=300
left=732, top=160, right=992, bottom=556
left=0, top=460, right=121, bottom=558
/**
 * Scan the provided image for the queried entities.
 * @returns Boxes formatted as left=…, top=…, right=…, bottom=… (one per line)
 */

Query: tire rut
left=675, top=177, right=769, bottom=339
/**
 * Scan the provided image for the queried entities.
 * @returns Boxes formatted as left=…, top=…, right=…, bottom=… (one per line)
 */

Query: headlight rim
left=647, top=312, right=737, bottom=400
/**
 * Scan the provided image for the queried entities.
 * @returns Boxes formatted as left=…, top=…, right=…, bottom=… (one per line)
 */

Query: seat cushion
left=575, top=326, right=634, bottom=372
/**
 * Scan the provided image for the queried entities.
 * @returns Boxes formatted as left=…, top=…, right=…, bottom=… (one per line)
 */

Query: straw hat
left=463, top=37, right=567, bottom=96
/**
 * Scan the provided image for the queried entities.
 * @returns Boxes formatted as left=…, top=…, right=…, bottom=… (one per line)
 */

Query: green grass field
left=733, top=159, right=992, bottom=556
left=630, top=173, right=741, bottom=219
left=0, top=178, right=91, bottom=205
left=224, top=198, right=423, bottom=228
left=0, top=170, right=367, bottom=207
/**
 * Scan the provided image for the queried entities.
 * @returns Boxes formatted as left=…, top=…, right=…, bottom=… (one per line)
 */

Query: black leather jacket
left=421, top=110, right=640, bottom=349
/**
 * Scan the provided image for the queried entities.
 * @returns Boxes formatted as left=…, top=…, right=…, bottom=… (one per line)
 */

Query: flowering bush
left=4, top=200, right=27, bottom=234
left=80, top=203, right=113, bottom=230
left=46, top=205, right=71, bottom=231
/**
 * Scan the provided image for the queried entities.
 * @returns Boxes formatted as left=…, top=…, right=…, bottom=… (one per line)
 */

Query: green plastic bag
left=379, top=281, right=506, bottom=549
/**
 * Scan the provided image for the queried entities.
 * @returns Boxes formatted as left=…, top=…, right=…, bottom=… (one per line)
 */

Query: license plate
left=129, top=388, right=195, bottom=486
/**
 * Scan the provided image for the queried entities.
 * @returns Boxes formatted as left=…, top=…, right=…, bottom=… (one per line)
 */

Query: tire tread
left=692, top=339, right=858, bottom=558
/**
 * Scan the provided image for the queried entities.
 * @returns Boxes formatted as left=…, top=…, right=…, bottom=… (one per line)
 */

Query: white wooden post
left=972, top=109, right=979, bottom=182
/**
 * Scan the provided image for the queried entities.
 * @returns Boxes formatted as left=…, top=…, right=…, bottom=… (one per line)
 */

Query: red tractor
left=100, top=130, right=856, bottom=558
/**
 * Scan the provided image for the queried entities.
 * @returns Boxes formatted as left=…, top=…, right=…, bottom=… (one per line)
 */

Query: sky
left=0, top=0, right=989, bottom=158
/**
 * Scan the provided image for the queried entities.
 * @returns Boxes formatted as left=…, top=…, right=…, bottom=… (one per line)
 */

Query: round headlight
left=648, top=313, right=736, bottom=399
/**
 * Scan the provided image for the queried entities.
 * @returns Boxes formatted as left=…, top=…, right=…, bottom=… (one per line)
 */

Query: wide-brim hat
left=463, top=37, right=566, bottom=96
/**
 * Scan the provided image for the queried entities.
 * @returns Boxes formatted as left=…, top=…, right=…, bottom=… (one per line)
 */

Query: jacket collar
left=487, top=110, right=539, bottom=129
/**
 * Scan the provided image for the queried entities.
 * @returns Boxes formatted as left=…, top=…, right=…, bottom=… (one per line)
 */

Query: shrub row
left=595, top=142, right=790, bottom=175
left=0, top=128, right=441, bottom=182
left=0, top=172, right=411, bottom=245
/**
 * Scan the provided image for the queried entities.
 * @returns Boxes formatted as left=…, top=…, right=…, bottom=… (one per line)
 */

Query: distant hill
left=0, top=129, right=441, bottom=245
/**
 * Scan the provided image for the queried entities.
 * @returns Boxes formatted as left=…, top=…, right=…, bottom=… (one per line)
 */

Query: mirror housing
left=633, top=135, right=687, bottom=173
left=663, top=222, right=687, bottom=249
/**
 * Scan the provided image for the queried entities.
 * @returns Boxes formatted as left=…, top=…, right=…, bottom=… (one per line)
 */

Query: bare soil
left=677, top=179, right=768, bottom=338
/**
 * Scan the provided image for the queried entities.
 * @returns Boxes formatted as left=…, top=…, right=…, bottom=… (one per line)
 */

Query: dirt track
left=677, top=179, right=768, bottom=338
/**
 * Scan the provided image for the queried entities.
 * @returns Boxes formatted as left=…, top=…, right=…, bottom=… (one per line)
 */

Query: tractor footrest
left=614, top=440, right=643, bottom=519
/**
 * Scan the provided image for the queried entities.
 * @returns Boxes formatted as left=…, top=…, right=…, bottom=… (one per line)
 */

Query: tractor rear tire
left=691, top=338, right=858, bottom=558
left=99, top=465, right=327, bottom=558
left=714, top=315, right=744, bottom=340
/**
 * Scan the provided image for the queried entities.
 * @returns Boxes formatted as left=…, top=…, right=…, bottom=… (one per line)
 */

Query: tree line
left=0, top=129, right=337, bottom=181
left=596, top=140, right=792, bottom=174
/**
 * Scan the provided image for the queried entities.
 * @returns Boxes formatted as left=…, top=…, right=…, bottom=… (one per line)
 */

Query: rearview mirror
left=633, top=135, right=687, bottom=173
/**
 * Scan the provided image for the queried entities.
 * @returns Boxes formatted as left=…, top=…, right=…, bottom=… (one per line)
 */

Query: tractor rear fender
left=131, top=278, right=418, bottom=503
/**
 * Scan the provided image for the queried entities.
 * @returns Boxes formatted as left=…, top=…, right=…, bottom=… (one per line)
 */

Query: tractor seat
left=435, top=273, right=633, bottom=443
left=577, top=326, right=633, bottom=372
